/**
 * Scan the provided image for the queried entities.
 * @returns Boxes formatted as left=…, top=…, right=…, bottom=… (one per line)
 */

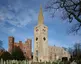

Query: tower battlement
left=8, top=36, right=32, bottom=60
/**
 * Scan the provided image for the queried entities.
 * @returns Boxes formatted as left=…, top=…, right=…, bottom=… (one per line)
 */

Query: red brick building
left=8, top=36, right=32, bottom=60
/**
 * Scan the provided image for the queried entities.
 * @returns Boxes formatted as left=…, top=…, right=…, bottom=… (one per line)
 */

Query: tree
left=68, top=47, right=73, bottom=57
left=0, top=51, right=13, bottom=60
left=68, top=42, right=81, bottom=63
left=0, top=40, right=3, bottom=49
left=45, top=0, right=81, bottom=34
left=73, top=43, right=81, bottom=60
left=11, top=46, right=25, bottom=60
left=72, top=43, right=81, bottom=63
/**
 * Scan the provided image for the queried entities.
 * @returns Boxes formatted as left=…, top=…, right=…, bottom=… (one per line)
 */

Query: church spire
left=38, top=5, right=44, bottom=25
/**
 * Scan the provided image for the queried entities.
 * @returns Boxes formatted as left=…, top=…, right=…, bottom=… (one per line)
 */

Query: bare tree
left=68, top=43, right=81, bottom=61
left=73, top=43, right=81, bottom=59
left=45, top=0, right=81, bottom=34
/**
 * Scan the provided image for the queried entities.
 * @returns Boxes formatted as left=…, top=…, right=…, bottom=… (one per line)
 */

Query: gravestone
left=70, top=61, right=77, bottom=64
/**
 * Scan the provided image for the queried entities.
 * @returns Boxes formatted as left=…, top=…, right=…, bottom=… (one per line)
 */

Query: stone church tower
left=33, top=6, right=48, bottom=62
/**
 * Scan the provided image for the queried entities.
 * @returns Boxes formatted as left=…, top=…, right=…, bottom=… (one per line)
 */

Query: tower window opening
left=24, top=52, right=26, bottom=54
left=43, top=37, right=46, bottom=41
left=36, top=50, right=38, bottom=56
left=36, top=37, right=38, bottom=41
left=43, top=29, right=45, bottom=32
left=44, top=27, right=46, bottom=28
left=36, top=50, right=38, bottom=62
left=35, top=56, right=38, bottom=62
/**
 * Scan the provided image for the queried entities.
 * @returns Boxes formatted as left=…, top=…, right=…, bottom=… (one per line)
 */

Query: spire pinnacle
left=38, top=5, right=44, bottom=25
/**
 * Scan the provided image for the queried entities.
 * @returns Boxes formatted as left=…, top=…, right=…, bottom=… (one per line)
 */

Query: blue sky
left=0, top=0, right=81, bottom=51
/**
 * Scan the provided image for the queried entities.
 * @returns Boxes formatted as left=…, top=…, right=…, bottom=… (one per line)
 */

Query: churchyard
left=0, top=58, right=78, bottom=64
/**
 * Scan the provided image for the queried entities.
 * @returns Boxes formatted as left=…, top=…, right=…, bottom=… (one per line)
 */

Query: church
left=7, top=5, right=70, bottom=62
left=33, top=6, right=70, bottom=62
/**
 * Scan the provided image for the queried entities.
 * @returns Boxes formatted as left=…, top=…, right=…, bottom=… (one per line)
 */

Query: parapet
left=25, top=39, right=32, bottom=43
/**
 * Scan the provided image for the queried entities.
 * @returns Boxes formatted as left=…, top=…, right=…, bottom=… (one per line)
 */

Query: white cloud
left=8, top=28, right=16, bottom=34
left=0, top=16, right=4, bottom=21
left=0, top=22, right=16, bottom=34
left=0, top=0, right=38, bottom=28
left=0, top=2, right=38, bottom=35
left=1, top=8, right=37, bottom=27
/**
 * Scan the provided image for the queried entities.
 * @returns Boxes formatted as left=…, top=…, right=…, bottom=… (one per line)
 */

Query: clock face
left=35, top=27, right=39, bottom=32
left=36, top=29, right=39, bottom=32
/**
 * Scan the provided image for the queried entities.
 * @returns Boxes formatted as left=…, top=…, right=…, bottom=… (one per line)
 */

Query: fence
left=0, top=59, right=32, bottom=64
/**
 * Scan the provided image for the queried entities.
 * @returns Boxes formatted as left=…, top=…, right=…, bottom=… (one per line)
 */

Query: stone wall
left=48, top=46, right=70, bottom=61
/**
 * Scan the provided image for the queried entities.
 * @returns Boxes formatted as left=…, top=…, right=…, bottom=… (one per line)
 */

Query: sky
left=0, top=0, right=81, bottom=51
